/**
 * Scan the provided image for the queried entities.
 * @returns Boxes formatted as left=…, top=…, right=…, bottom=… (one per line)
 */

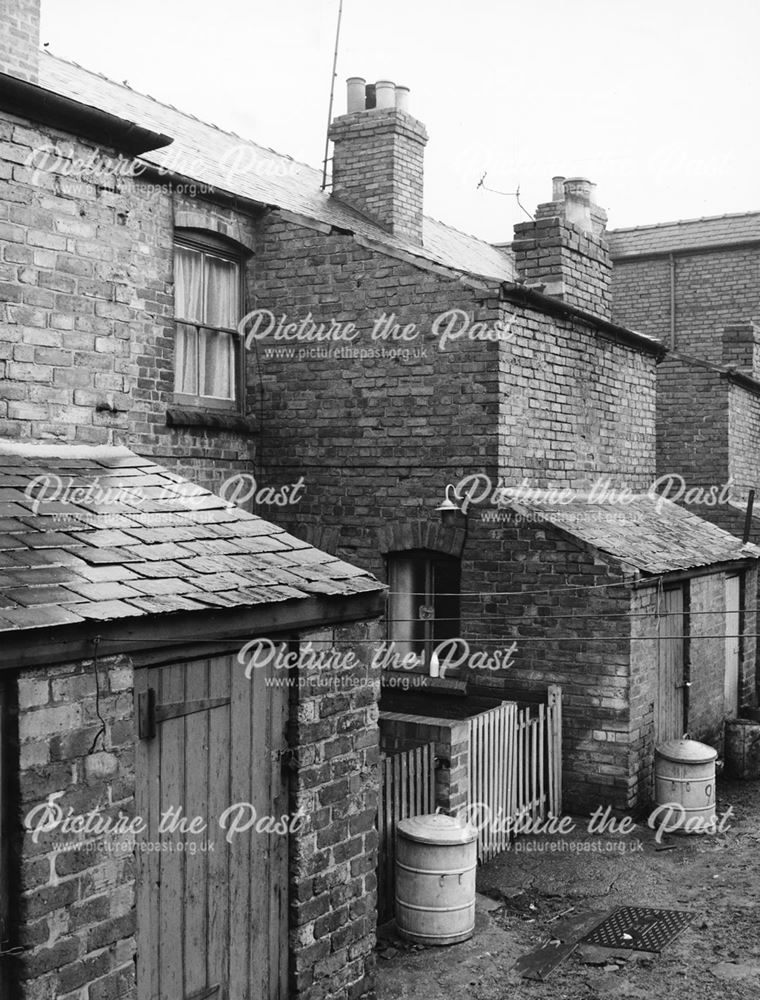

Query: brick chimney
left=328, top=77, right=428, bottom=246
left=0, top=0, right=40, bottom=83
left=512, top=176, right=612, bottom=320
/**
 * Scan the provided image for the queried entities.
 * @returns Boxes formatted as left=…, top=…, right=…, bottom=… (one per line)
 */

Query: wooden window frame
left=172, top=231, right=246, bottom=413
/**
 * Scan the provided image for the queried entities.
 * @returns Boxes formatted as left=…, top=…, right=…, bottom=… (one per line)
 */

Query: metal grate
left=582, top=907, right=693, bottom=952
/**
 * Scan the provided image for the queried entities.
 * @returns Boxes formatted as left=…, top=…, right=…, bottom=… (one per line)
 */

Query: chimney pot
left=346, top=76, right=367, bottom=114
left=395, top=85, right=410, bottom=112
left=552, top=176, right=566, bottom=201
left=375, top=80, right=396, bottom=109
left=563, top=177, right=594, bottom=232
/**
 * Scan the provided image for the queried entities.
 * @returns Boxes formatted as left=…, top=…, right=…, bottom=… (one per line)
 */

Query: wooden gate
left=377, top=743, right=436, bottom=923
left=135, top=651, right=289, bottom=1000
left=655, top=586, right=686, bottom=744
left=468, top=687, right=562, bottom=862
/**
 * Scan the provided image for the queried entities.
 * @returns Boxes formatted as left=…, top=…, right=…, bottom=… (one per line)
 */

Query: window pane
left=174, top=323, right=198, bottom=394
left=175, top=246, right=204, bottom=322
left=205, top=255, right=238, bottom=329
left=199, top=328, right=235, bottom=399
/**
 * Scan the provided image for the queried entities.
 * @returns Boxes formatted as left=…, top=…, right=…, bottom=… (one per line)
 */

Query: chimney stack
left=723, top=322, right=760, bottom=377
left=328, top=77, right=428, bottom=246
left=0, top=0, right=41, bottom=83
left=512, top=176, right=612, bottom=319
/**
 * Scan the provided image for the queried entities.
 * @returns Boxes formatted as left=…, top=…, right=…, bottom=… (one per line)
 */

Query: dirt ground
left=375, top=779, right=760, bottom=1000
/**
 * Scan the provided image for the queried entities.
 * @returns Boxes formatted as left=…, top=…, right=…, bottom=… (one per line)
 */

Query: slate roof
left=0, top=443, right=383, bottom=633
left=609, top=212, right=760, bottom=257
left=38, top=53, right=515, bottom=284
left=503, top=493, right=760, bottom=575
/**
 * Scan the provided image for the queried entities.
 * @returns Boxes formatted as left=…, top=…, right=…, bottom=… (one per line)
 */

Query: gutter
left=631, top=557, right=760, bottom=590
left=499, top=282, right=667, bottom=360
left=0, top=70, right=173, bottom=155
left=666, top=350, right=760, bottom=398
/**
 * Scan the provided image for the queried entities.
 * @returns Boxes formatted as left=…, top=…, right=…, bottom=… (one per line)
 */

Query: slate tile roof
left=39, top=53, right=515, bottom=284
left=608, top=212, right=760, bottom=257
left=0, top=443, right=384, bottom=632
left=504, top=493, right=760, bottom=575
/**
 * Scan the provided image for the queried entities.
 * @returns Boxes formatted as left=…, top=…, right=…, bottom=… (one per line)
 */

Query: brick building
left=609, top=213, right=760, bottom=540
left=1, top=15, right=757, bottom=814
left=1, top=6, right=760, bottom=996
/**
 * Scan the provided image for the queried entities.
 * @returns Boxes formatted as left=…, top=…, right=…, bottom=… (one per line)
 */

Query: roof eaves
left=0, top=69, right=172, bottom=156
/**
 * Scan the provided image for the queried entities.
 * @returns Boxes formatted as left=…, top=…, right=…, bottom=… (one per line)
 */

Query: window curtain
left=200, top=256, right=236, bottom=399
left=174, top=248, right=203, bottom=394
left=174, top=248, right=237, bottom=399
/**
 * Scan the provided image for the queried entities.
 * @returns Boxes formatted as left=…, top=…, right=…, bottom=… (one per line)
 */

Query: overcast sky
left=41, top=0, right=759, bottom=243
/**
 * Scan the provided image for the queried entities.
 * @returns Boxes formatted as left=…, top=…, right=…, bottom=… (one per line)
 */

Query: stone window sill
left=382, top=671, right=467, bottom=695
left=166, top=408, right=258, bottom=433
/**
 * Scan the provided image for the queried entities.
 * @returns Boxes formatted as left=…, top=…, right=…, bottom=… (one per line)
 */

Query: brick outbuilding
left=0, top=443, right=384, bottom=1000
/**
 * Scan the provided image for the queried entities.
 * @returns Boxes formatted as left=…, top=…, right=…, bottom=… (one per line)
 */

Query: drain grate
left=581, top=907, right=693, bottom=952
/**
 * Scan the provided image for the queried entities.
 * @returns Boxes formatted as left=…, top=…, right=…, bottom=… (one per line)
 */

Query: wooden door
left=655, top=586, right=685, bottom=744
left=724, top=574, right=741, bottom=717
left=135, top=652, right=289, bottom=1000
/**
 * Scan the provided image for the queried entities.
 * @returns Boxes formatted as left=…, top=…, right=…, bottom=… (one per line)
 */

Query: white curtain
left=174, top=248, right=203, bottom=394
left=174, top=248, right=236, bottom=399
left=200, top=256, right=236, bottom=399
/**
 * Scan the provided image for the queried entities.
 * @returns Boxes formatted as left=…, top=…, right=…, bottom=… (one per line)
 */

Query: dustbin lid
left=656, top=738, right=717, bottom=764
left=397, top=813, right=477, bottom=846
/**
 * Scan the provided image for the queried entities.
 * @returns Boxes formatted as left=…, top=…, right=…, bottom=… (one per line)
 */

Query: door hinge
left=138, top=687, right=231, bottom=740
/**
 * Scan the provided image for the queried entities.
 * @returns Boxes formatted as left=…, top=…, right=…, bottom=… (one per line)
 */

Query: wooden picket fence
left=377, top=742, right=436, bottom=923
left=468, top=685, right=562, bottom=862
left=376, top=686, right=563, bottom=919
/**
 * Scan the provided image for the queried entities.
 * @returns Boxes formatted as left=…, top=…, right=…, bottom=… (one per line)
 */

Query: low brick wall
left=379, top=711, right=470, bottom=814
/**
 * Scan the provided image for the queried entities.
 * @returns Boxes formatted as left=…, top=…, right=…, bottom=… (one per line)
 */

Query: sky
left=40, top=0, right=760, bottom=243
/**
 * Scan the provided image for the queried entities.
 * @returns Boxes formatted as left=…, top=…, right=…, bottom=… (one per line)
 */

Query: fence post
left=548, top=684, right=563, bottom=814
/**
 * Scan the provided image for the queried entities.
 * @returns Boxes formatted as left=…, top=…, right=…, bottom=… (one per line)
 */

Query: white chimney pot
left=346, top=77, right=367, bottom=114
left=375, top=80, right=396, bottom=109
left=395, top=86, right=410, bottom=112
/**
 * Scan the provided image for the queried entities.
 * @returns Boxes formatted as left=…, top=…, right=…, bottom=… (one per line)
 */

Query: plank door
left=724, top=574, right=741, bottom=717
left=135, top=651, right=289, bottom=1000
left=655, top=586, right=685, bottom=744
